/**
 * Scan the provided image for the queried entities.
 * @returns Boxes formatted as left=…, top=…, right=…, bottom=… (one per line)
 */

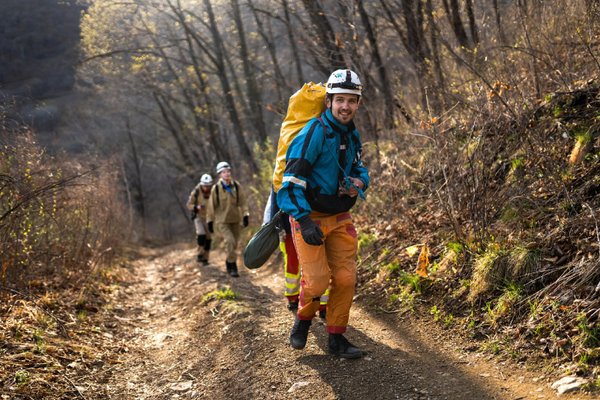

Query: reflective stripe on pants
left=281, top=235, right=300, bottom=298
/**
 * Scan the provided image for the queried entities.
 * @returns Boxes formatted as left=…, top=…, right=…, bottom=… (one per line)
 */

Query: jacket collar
left=323, top=108, right=355, bottom=134
left=220, top=178, right=234, bottom=187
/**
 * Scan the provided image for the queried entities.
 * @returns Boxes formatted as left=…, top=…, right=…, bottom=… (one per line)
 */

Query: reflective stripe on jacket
left=277, top=108, right=369, bottom=220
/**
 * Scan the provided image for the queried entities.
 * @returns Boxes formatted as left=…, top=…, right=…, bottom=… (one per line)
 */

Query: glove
left=208, top=221, right=214, bottom=233
left=297, top=216, right=324, bottom=246
left=243, top=215, right=249, bottom=227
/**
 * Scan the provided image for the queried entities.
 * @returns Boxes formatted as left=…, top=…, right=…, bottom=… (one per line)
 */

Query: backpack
left=272, top=82, right=326, bottom=192
left=244, top=83, right=325, bottom=270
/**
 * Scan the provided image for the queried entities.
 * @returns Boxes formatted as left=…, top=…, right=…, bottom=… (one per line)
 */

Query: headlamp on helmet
left=326, top=69, right=362, bottom=96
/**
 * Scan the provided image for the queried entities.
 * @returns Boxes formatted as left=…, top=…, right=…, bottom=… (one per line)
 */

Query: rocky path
left=95, top=244, right=590, bottom=399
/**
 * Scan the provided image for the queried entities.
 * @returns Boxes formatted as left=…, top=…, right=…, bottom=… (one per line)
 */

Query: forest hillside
left=1, top=0, right=599, bottom=398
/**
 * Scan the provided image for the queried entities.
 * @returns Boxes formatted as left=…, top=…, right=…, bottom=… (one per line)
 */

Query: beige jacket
left=206, top=179, right=249, bottom=224
left=186, top=184, right=211, bottom=219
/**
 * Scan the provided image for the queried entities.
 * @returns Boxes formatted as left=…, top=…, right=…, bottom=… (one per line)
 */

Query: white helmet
left=216, top=161, right=231, bottom=174
left=200, top=173, right=213, bottom=186
left=326, top=69, right=362, bottom=96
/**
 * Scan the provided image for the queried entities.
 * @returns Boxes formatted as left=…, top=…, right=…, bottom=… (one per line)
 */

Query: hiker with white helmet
left=186, top=173, right=214, bottom=264
left=207, top=161, right=249, bottom=277
left=277, top=69, right=370, bottom=359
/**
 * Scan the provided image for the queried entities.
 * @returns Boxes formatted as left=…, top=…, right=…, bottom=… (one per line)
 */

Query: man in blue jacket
left=277, top=69, right=370, bottom=359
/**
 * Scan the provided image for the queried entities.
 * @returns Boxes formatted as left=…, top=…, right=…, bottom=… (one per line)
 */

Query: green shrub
left=509, top=246, right=540, bottom=284
left=0, top=132, right=125, bottom=286
left=577, top=313, right=600, bottom=348
left=358, top=232, right=377, bottom=250
left=248, top=137, right=276, bottom=214
left=201, top=287, right=237, bottom=303
left=446, top=241, right=463, bottom=255
left=469, top=247, right=509, bottom=301
left=399, top=271, right=422, bottom=294
left=386, top=261, right=401, bottom=273
left=14, top=370, right=30, bottom=386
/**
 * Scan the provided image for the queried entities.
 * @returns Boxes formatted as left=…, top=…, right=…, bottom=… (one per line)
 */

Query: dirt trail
left=96, top=244, right=590, bottom=399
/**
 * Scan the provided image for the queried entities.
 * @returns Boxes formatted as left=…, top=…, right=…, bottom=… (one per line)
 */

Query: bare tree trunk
left=195, top=73, right=232, bottom=163
left=517, top=0, right=541, bottom=99
left=168, top=0, right=230, bottom=163
left=152, top=91, right=195, bottom=172
left=126, top=119, right=146, bottom=239
left=119, top=156, right=135, bottom=240
left=442, top=0, right=471, bottom=49
left=281, top=0, right=304, bottom=86
left=248, top=0, right=288, bottom=102
left=203, top=0, right=256, bottom=170
left=330, top=2, right=381, bottom=142
left=356, top=1, right=395, bottom=129
left=180, top=47, right=232, bottom=162
left=230, top=0, right=267, bottom=143
left=426, top=0, right=447, bottom=112
left=382, top=0, right=433, bottom=111
left=300, top=0, right=346, bottom=71
left=140, top=8, right=206, bottom=168
left=492, top=0, right=508, bottom=46
left=465, top=0, right=479, bottom=47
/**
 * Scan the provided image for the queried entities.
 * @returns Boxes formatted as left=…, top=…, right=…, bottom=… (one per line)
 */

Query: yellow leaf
left=405, top=245, right=420, bottom=257
left=416, top=245, right=429, bottom=277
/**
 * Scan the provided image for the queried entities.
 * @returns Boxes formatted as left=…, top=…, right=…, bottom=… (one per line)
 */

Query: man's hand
left=297, top=216, right=324, bottom=246
left=243, top=215, right=249, bottom=227
left=346, top=177, right=364, bottom=198
left=208, top=221, right=214, bottom=233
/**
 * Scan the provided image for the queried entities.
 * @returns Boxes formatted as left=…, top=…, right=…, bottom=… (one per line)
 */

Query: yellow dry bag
left=272, top=82, right=326, bottom=192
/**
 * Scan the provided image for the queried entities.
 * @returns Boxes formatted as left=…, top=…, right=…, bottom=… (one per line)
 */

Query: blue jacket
left=277, top=108, right=370, bottom=220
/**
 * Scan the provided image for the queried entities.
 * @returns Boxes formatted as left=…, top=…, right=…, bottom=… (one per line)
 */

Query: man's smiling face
left=327, top=93, right=360, bottom=125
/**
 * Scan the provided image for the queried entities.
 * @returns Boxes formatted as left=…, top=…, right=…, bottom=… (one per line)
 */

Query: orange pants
left=282, top=234, right=329, bottom=310
left=292, top=212, right=357, bottom=334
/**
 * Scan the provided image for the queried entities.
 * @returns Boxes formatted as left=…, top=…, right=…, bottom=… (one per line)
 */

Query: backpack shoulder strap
left=316, top=117, right=329, bottom=146
left=211, top=183, right=220, bottom=207
left=234, top=180, right=239, bottom=205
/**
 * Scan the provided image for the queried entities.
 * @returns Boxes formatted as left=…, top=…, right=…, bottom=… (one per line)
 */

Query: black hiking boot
left=328, top=334, right=362, bottom=359
left=226, top=261, right=239, bottom=277
left=319, top=308, right=326, bottom=320
left=287, top=300, right=299, bottom=314
left=196, top=254, right=203, bottom=263
left=201, top=250, right=210, bottom=265
left=290, top=317, right=311, bottom=350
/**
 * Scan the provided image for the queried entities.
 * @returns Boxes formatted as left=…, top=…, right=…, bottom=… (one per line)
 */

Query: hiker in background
left=207, top=161, right=249, bottom=278
left=278, top=69, right=370, bottom=359
left=186, top=173, right=214, bottom=264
